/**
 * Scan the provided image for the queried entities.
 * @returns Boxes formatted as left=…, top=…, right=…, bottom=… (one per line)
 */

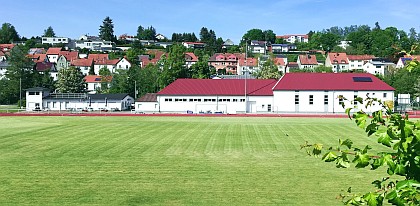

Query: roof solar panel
left=353, top=77, right=372, bottom=82
left=94, top=78, right=102, bottom=81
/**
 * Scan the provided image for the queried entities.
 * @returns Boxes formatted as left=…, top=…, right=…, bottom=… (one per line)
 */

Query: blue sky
left=1, top=0, right=419, bottom=43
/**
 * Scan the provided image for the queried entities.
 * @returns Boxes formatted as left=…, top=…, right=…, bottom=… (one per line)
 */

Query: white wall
left=26, top=91, right=47, bottom=111
left=349, top=60, right=365, bottom=71
left=135, top=102, right=159, bottom=113
left=94, top=65, right=115, bottom=75
left=116, top=58, right=131, bottom=70
left=273, top=90, right=394, bottom=113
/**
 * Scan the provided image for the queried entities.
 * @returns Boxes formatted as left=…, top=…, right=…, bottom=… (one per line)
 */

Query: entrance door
left=247, top=101, right=256, bottom=113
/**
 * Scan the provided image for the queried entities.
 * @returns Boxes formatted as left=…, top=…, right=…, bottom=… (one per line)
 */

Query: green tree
left=43, top=26, right=56, bottom=37
left=241, top=29, right=264, bottom=44
left=314, top=65, right=333, bottom=73
left=263, top=30, right=276, bottom=44
left=137, top=25, right=156, bottom=40
left=109, top=69, right=129, bottom=94
left=159, top=44, right=187, bottom=87
left=97, top=67, right=111, bottom=93
left=190, top=54, right=214, bottom=79
left=0, top=23, right=20, bottom=43
left=55, top=66, right=86, bottom=93
left=254, top=57, right=281, bottom=79
left=5, top=45, right=35, bottom=103
left=139, top=64, right=161, bottom=96
left=99, top=16, right=116, bottom=42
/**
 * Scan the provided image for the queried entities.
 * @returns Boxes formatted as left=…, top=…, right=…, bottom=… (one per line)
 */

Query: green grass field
left=0, top=116, right=387, bottom=205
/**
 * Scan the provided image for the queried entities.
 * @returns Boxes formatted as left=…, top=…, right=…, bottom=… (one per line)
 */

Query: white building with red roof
left=273, top=73, right=394, bottom=113
left=71, top=59, right=94, bottom=75
left=84, top=75, right=113, bottom=94
left=185, top=52, right=198, bottom=68
left=297, top=54, right=319, bottom=70
left=347, top=55, right=375, bottom=71
left=136, top=73, right=394, bottom=114
left=325, top=52, right=349, bottom=72
left=155, top=78, right=277, bottom=114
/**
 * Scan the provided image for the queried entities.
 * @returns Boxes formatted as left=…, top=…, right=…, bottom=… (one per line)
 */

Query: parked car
left=99, top=108, right=108, bottom=112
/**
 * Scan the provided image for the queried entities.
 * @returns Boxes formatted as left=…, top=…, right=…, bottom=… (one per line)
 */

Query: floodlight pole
left=19, top=77, right=22, bottom=109
left=244, top=42, right=247, bottom=114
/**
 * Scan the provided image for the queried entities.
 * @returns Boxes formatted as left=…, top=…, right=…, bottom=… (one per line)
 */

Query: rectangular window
left=233, top=99, right=238, bottom=102
left=309, top=95, right=314, bottom=105
left=324, top=95, right=328, bottom=105
left=189, top=99, right=193, bottom=102
left=383, top=93, right=387, bottom=98
left=339, top=98, right=344, bottom=105
left=295, top=95, right=299, bottom=105
left=354, top=95, right=358, bottom=105
left=29, top=92, right=35, bottom=95
left=267, top=104, right=272, bottom=112
left=240, top=99, right=245, bottom=102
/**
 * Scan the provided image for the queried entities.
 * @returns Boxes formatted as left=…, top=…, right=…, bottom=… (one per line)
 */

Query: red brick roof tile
left=298, top=55, right=318, bottom=65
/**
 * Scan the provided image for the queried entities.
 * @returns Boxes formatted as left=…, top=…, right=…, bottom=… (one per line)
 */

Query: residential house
left=116, top=57, right=132, bottom=70
left=154, top=42, right=173, bottom=48
left=0, top=61, right=10, bottom=78
left=42, top=37, right=70, bottom=45
left=88, top=53, right=109, bottom=62
left=271, top=44, right=297, bottom=53
left=56, top=51, right=79, bottom=71
left=338, top=41, right=352, bottom=49
left=76, top=35, right=115, bottom=52
left=155, top=34, right=167, bottom=41
left=238, top=57, right=258, bottom=75
left=325, top=52, right=349, bottom=72
left=28, top=48, right=45, bottom=55
left=396, top=55, right=420, bottom=68
left=209, top=53, right=242, bottom=74
left=46, top=47, right=62, bottom=63
left=222, top=39, right=235, bottom=50
left=273, top=73, right=394, bottom=113
left=274, top=57, right=287, bottom=74
left=93, top=59, right=120, bottom=74
left=297, top=55, right=319, bottom=70
left=185, top=52, right=198, bottom=68
left=286, top=62, right=299, bottom=72
left=70, top=58, right=94, bottom=75
left=348, top=55, right=375, bottom=71
left=276, top=34, right=309, bottom=43
left=34, top=62, right=58, bottom=80
left=249, top=40, right=269, bottom=54
left=84, top=75, right=112, bottom=93
left=0, top=51, right=6, bottom=61
left=363, top=58, right=396, bottom=76
left=0, top=44, right=15, bottom=52
left=182, top=42, right=205, bottom=49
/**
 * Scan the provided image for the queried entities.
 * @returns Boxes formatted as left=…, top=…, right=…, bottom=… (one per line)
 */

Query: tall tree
left=200, top=27, right=210, bottom=42
left=159, top=44, right=187, bottom=87
left=43, top=26, right=56, bottom=37
left=190, top=54, right=214, bottom=79
left=241, top=29, right=264, bottom=44
left=139, top=64, right=161, bottom=96
left=5, top=45, right=35, bottom=103
left=99, top=16, right=115, bottom=42
left=263, top=30, right=276, bottom=44
left=0, top=23, right=20, bottom=43
left=55, top=66, right=86, bottom=93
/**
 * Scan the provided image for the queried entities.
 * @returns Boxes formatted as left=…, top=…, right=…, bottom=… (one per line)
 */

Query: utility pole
left=19, top=77, right=22, bottom=109
left=135, top=80, right=137, bottom=99
left=244, top=41, right=247, bottom=113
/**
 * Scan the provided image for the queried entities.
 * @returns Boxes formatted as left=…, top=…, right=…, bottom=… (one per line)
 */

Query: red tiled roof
left=273, top=73, right=394, bottom=91
left=347, top=55, right=375, bottom=61
left=88, top=54, right=109, bottom=61
left=137, top=93, right=157, bottom=102
left=298, top=55, right=318, bottom=65
left=71, top=58, right=93, bottom=67
left=95, top=59, right=120, bottom=65
left=158, top=79, right=277, bottom=96
left=238, top=57, right=257, bottom=66
left=35, top=62, right=55, bottom=72
left=185, top=52, right=198, bottom=61
left=274, top=58, right=285, bottom=66
left=0, top=44, right=15, bottom=51
left=84, top=75, right=112, bottom=83
left=28, top=54, right=48, bottom=63
left=59, top=51, right=79, bottom=61
left=46, top=47, right=62, bottom=55
left=328, top=52, right=348, bottom=64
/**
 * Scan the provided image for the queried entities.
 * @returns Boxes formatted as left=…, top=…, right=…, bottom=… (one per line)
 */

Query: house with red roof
left=185, top=52, right=198, bottom=68
left=84, top=75, right=113, bottom=93
left=93, top=58, right=120, bottom=74
left=154, top=78, right=277, bottom=114
left=134, top=93, right=159, bottom=113
left=325, top=52, right=349, bottom=72
left=0, top=51, right=7, bottom=62
left=237, top=57, right=258, bottom=75
left=71, top=58, right=94, bottom=75
left=347, top=55, right=375, bottom=71
left=274, top=57, right=286, bottom=74
left=57, top=51, right=79, bottom=71
left=273, top=73, right=394, bottom=113
left=396, top=55, right=420, bottom=69
left=46, top=47, right=63, bottom=63
left=297, top=55, right=319, bottom=70
left=209, top=53, right=243, bottom=74
left=88, top=54, right=109, bottom=62
left=0, top=44, right=15, bottom=52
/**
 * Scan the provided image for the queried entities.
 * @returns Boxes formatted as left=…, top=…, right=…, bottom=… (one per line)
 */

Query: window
left=29, top=92, right=35, bottom=95
left=189, top=99, right=193, bottom=102
left=309, top=95, right=314, bottom=105
left=267, top=104, right=272, bottom=112
left=324, top=95, right=328, bottom=105
left=295, top=95, right=299, bottom=104
left=53, top=102, right=56, bottom=108
left=383, top=93, right=387, bottom=98
left=354, top=95, right=358, bottom=105
left=165, top=98, right=172, bottom=102
left=339, top=97, right=344, bottom=105
left=233, top=99, right=238, bottom=102
left=240, top=99, right=245, bottom=102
